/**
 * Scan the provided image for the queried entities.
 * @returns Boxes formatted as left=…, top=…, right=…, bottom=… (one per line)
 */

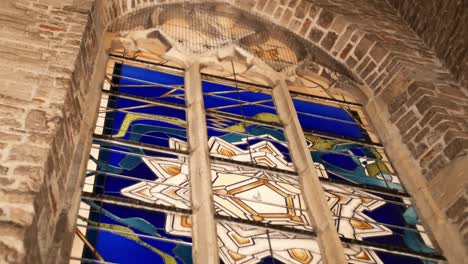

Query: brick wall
left=0, top=0, right=466, bottom=263
left=387, top=0, right=468, bottom=88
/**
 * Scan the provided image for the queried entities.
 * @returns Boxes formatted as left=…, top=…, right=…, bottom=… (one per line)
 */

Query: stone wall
left=0, top=0, right=466, bottom=263
left=0, top=0, right=104, bottom=263
left=387, top=0, right=468, bottom=88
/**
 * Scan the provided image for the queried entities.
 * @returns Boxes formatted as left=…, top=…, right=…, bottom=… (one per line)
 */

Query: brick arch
left=97, top=0, right=468, bottom=260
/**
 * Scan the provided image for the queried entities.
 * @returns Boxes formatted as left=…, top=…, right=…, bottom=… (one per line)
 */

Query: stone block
left=369, top=42, right=388, bottom=63
left=308, top=27, right=324, bottom=43
left=321, top=31, right=338, bottom=51
left=340, top=43, right=353, bottom=59
left=8, top=144, right=49, bottom=164
left=444, top=137, right=468, bottom=160
left=12, top=166, right=45, bottom=193
left=420, top=142, right=443, bottom=168
left=354, top=35, right=373, bottom=60
left=395, top=109, right=418, bottom=132
left=294, top=1, right=310, bottom=19
left=316, top=9, right=334, bottom=29
left=25, top=110, right=49, bottom=131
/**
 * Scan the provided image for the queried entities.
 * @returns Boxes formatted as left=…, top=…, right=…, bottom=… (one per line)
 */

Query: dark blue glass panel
left=307, top=135, right=403, bottom=192
left=115, top=64, right=185, bottom=105
left=202, top=81, right=276, bottom=118
left=83, top=202, right=192, bottom=264
left=293, top=98, right=365, bottom=140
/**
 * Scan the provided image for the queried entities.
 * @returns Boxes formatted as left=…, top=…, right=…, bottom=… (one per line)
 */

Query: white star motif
left=121, top=136, right=392, bottom=263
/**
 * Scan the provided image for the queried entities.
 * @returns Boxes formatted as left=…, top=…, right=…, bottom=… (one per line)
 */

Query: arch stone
left=0, top=0, right=465, bottom=263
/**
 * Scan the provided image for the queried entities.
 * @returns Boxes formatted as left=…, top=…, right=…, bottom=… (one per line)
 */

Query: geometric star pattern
left=122, top=136, right=396, bottom=263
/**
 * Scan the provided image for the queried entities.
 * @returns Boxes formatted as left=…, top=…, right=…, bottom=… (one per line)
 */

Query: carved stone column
left=272, top=78, right=347, bottom=264
left=184, top=61, right=220, bottom=264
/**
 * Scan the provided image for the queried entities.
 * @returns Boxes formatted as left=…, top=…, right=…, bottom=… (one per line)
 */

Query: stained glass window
left=70, top=53, right=445, bottom=264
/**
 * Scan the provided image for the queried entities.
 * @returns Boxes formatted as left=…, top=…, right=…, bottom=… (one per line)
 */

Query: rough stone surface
left=387, top=0, right=468, bottom=88
left=0, top=0, right=466, bottom=263
left=0, top=0, right=103, bottom=263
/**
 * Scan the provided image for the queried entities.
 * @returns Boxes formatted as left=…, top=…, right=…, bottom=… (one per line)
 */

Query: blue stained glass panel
left=83, top=202, right=192, bottom=264
left=293, top=98, right=365, bottom=140
left=306, top=135, right=404, bottom=192
left=115, top=64, right=185, bottom=105
left=202, top=81, right=277, bottom=118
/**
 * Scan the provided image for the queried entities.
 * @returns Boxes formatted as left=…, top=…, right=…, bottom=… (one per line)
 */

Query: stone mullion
left=184, top=61, right=219, bottom=264
left=272, top=79, right=347, bottom=264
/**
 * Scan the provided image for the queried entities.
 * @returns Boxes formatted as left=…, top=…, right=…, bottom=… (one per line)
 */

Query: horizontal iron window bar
left=90, top=147, right=300, bottom=186
left=90, top=145, right=186, bottom=161
left=102, top=90, right=187, bottom=110
left=104, top=88, right=361, bottom=131
left=109, top=54, right=185, bottom=76
left=334, top=215, right=431, bottom=235
left=340, top=237, right=446, bottom=262
left=107, top=73, right=185, bottom=90
left=215, top=215, right=317, bottom=237
left=98, top=107, right=188, bottom=126
left=307, top=147, right=393, bottom=165
left=86, top=166, right=410, bottom=208
left=92, top=134, right=190, bottom=157
left=321, top=185, right=412, bottom=206
left=210, top=156, right=298, bottom=176
left=204, top=93, right=366, bottom=127
left=85, top=170, right=191, bottom=190
left=211, top=163, right=411, bottom=201
left=214, top=193, right=309, bottom=211
left=76, top=223, right=192, bottom=246
left=93, top=124, right=187, bottom=143
left=99, top=92, right=185, bottom=108
left=220, top=198, right=425, bottom=235
left=205, top=98, right=275, bottom=112
left=319, top=176, right=410, bottom=198
left=81, top=192, right=192, bottom=216
left=69, top=256, right=117, bottom=264
left=321, top=166, right=396, bottom=191
left=98, top=103, right=161, bottom=114
left=206, top=126, right=289, bottom=145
